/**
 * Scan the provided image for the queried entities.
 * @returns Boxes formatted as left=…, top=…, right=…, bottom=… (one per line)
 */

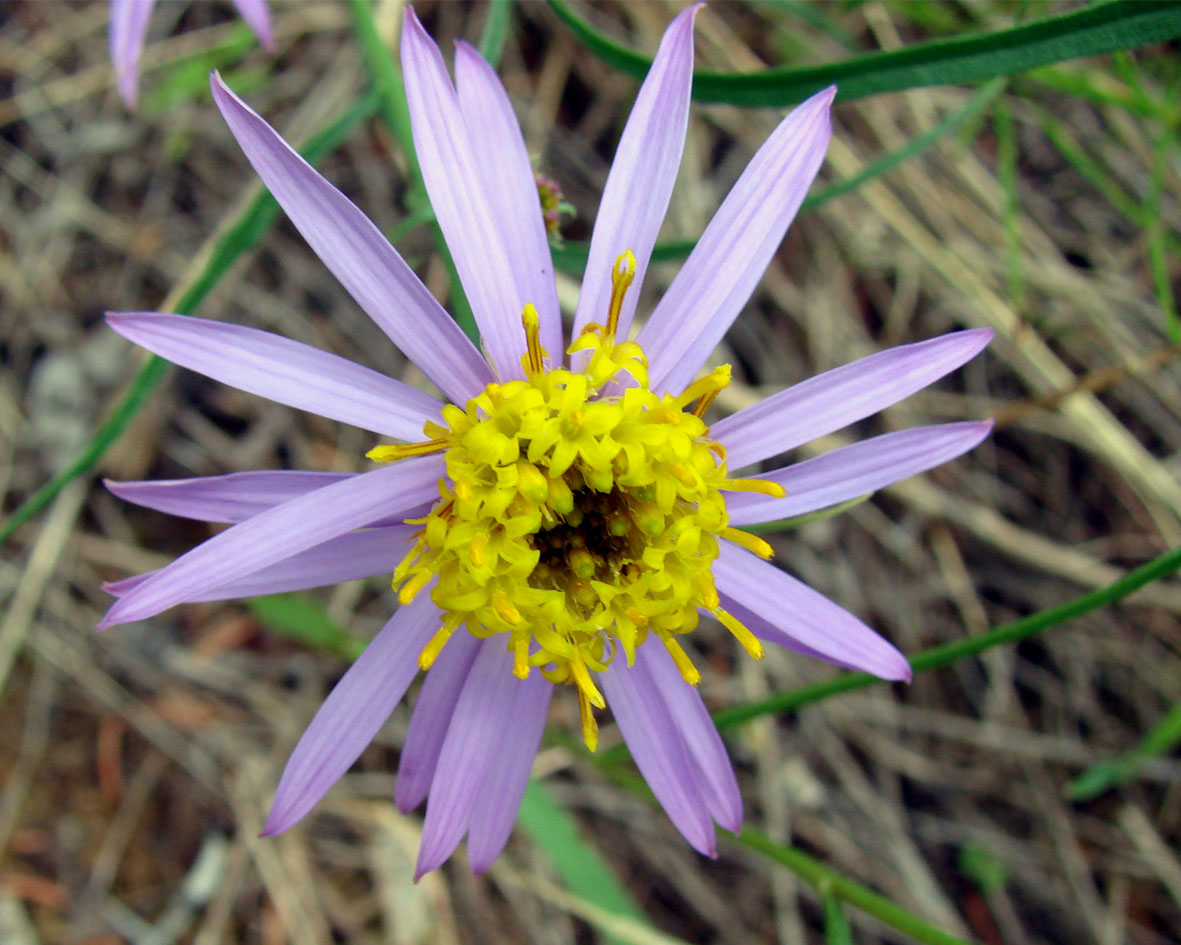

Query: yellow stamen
left=492, top=590, right=523, bottom=626
left=724, top=477, right=787, bottom=498
left=521, top=303, right=545, bottom=379
left=367, top=438, right=451, bottom=463
left=605, top=249, right=636, bottom=343
left=713, top=607, right=765, bottom=660
left=569, top=649, right=606, bottom=709
left=419, top=615, right=463, bottom=670
left=513, top=632, right=531, bottom=679
left=660, top=633, right=702, bottom=686
left=468, top=533, right=488, bottom=568
left=578, top=688, right=600, bottom=752
left=722, top=526, right=774, bottom=560
left=398, top=568, right=433, bottom=605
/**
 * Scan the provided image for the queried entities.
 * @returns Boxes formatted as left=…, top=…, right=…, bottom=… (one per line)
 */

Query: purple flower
left=102, top=7, right=991, bottom=877
left=110, top=0, right=274, bottom=108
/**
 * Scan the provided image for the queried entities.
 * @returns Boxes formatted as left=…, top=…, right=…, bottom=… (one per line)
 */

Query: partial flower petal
left=105, top=470, right=352, bottom=523
left=642, top=87, right=835, bottom=395
left=600, top=655, right=716, bottom=856
left=714, top=329, right=993, bottom=470
left=107, top=313, right=442, bottom=441
left=571, top=5, right=700, bottom=346
left=713, top=542, right=911, bottom=681
left=98, top=457, right=443, bottom=629
left=467, top=671, right=552, bottom=873
left=395, top=632, right=482, bottom=814
left=727, top=421, right=993, bottom=526
left=717, top=592, right=870, bottom=674
left=400, top=10, right=530, bottom=380
left=637, top=644, right=742, bottom=831
left=262, top=591, right=440, bottom=835
left=454, top=41, right=562, bottom=359
left=230, top=0, right=274, bottom=50
left=209, top=74, right=491, bottom=405
left=110, top=0, right=156, bottom=108
left=415, top=641, right=521, bottom=879
left=105, top=526, right=417, bottom=602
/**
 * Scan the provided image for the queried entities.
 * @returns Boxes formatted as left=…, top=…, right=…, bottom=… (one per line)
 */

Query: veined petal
left=642, top=87, right=835, bottom=395
left=395, top=632, right=482, bottom=814
left=401, top=10, right=530, bottom=381
left=105, top=526, right=417, bottom=603
left=600, top=656, right=716, bottom=856
left=107, top=313, right=442, bottom=441
left=467, top=671, right=552, bottom=873
left=262, top=591, right=440, bottom=835
left=105, top=470, right=353, bottom=523
left=209, top=74, right=491, bottom=405
left=230, top=0, right=274, bottom=50
left=718, top=592, right=872, bottom=675
left=415, top=641, right=521, bottom=879
left=714, top=329, right=993, bottom=470
left=571, top=5, right=699, bottom=346
left=713, top=542, right=911, bottom=682
left=98, top=456, right=444, bottom=629
left=636, top=644, right=742, bottom=832
left=110, top=0, right=156, bottom=108
left=727, top=421, right=993, bottom=526
left=455, top=41, right=562, bottom=359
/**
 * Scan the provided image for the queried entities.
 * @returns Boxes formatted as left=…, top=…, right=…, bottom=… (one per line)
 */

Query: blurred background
left=1, top=1, right=1180, bottom=943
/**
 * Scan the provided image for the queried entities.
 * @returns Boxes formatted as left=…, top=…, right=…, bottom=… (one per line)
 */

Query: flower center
left=369, top=252, right=784, bottom=749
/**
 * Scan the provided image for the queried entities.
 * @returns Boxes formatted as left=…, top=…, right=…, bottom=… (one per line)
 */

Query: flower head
left=110, top=0, right=274, bottom=108
left=102, top=6, right=991, bottom=877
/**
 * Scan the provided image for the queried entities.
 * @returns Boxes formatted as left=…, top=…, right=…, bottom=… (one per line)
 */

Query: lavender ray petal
left=467, top=671, right=552, bottom=873
left=714, top=541, right=911, bottom=681
left=229, top=0, right=274, bottom=50
left=98, top=457, right=443, bottom=629
left=208, top=74, right=491, bottom=405
left=395, top=631, right=481, bottom=814
left=600, top=656, right=716, bottom=856
left=107, top=313, right=442, bottom=441
left=717, top=592, right=869, bottom=674
left=110, top=0, right=156, bottom=108
left=714, top=329, right=993, bottom=470
left=727, top=421, right=993, bottom=526
left=261, top=591, right=440, bottom=835
left=105, top=526, right=417, bottom=603
left=454, top=41, right=562, bottom=359
left=105, top=470, right=353, bottom=523
left=636, top=644, right=742, bottom=832
left=642, top=87, right=834, bottom=396
left=415, top=640, right=521, bottom=879
left=571, top=5, right=700, bottom=348
left=400, top=10, right=530, bottom=381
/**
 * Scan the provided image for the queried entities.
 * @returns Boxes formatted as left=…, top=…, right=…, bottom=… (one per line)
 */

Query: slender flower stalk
left=110, top=0, right=274, bottom=108
left=102, top=7, right=991, bottom=877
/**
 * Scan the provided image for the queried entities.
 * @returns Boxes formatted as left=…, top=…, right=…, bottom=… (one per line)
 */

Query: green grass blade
left=0, top=91, right=380, bottom=547
left=247, top=593, right=367, bottom=660
left=712, top=544, right=1181, bottom=731
left=549, top=0, right=1181, bottom=106
left=736, top=827, right=974, bottom=945
left=478, top=0, right=514, bottom=66
left=551, top=78, right=1004, bottom=275
left=1067, top=698, right=1181, bottom=801
left=822, top=883, right=854, bottom=945
left=516, top=780, right=645, bottom=945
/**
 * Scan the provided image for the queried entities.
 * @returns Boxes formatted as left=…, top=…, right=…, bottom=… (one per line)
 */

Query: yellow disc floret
left=369, top=251, right=784, bottom=750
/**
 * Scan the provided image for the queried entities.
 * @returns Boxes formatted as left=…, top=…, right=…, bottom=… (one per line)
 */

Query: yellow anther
left=724, top=477, right=787, bottom=498
left=577, top=688, right=600, bottom=752
left=569, top=649, right=606, bottom=709
left=512, top=632, right=531, bottom=679
left=398, top=568, right=432, bottom=605
left=678, top=365, right=732, bottom=418
left=659, top=633, right=701, bottom=686
left=605, top=249, right=636, bottom=343
left=367, top=438, right=451, bottom=463
left=516, top=460, right=549, bottom=504
left=521, top=303, right=545, bottom=379
left=713, top=607, right=765, bottom=660
left=419, top=615, right=462, bottom=670
left=722, top=527, right=775, bottom=560
left=468, top=533, right=488, bottom=568
left=492, top=590, right=523, bottom=626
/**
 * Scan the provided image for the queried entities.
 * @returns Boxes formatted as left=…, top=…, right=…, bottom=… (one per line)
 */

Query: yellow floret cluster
left=369, top=253, right=782, bottom=748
